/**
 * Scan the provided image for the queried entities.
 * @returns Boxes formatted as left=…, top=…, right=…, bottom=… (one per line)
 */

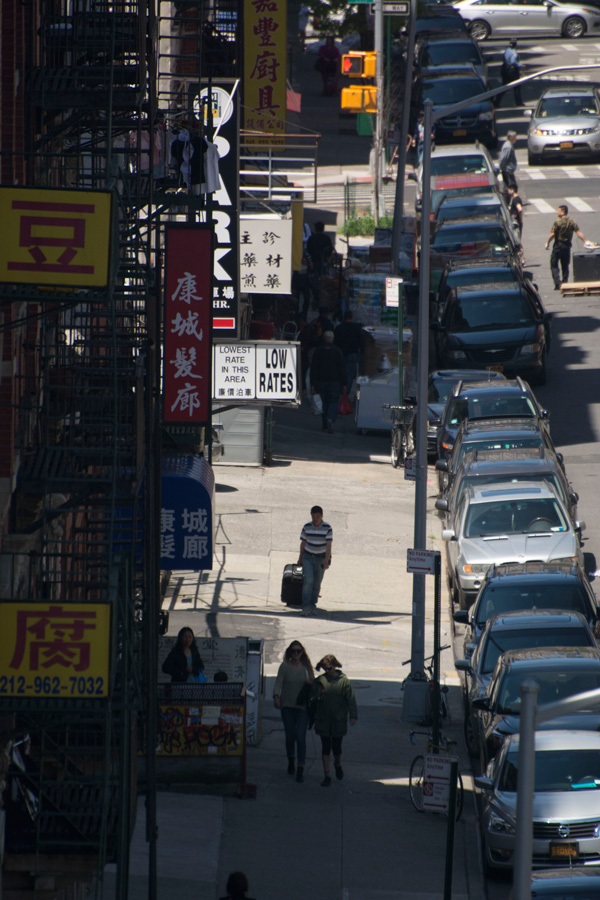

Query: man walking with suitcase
left=298, top=506, right=332, bottom=616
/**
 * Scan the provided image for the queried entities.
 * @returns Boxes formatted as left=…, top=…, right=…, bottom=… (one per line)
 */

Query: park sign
left=213, top=341, right=300, bottom=405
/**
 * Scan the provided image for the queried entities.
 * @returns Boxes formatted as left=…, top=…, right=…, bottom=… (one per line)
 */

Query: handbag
left=338, top=389, right=353, bottom=416
left=296, top=683, right=312, bottom=708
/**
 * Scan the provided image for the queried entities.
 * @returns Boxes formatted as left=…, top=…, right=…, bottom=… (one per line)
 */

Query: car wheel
left=527, top=150, right=541, bottom=166
left=563, top=15, right=586, bottom=37
left=469, top=19, right=491, bottom=40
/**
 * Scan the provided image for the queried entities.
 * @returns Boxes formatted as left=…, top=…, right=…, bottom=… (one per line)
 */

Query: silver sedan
left=453, top=0, right=600, bottom=40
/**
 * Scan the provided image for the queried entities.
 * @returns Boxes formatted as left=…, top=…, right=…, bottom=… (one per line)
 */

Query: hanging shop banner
left=243, top=0, right=287, bottom=139
left=161, top=455, right=215, bottom=571
left=213, top=341, right=300, bottom=404
left=155, top=684, right=245, bottom=757
left=0, top=602, right=111, bottom=699
left=240, top=216, right=292, bottom=294
left=0, top=186, right=113, bottom=288
left=163, top=225, right=213, bottom=425
left=193, top=82, right=240, bottom=339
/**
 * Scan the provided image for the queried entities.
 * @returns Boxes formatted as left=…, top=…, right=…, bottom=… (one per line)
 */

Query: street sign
left=404, top=455, right=416, bottom=481
left=385, top=276, right=403, bottom=308
left=422, top=754, right=459, bottom=813
left=406, top=548, right=438, bottom=575
left=382, top=2, right=409, bottom=13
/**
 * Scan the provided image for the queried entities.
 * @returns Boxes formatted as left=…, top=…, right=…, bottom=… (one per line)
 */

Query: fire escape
left=0, top=0, right=157, bottom=896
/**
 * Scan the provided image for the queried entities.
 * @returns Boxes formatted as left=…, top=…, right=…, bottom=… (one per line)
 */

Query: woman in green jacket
left=313, top=654, right=358, bottom=787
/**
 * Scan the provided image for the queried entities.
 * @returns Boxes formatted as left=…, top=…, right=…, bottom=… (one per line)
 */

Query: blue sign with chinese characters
left=161, top=455, right=215, bottom=570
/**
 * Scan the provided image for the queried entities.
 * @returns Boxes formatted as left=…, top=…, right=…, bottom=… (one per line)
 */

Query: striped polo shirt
left=300, top=520, right=332, bottom=556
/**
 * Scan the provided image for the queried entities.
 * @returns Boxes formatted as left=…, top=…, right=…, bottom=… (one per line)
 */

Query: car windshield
left=481, top=627, right=592, bottom=674
left=433, top=226, right=510, bottom=252
left=456, top=437, right=544, bottom=469
left=475, top=583, right=591, bottom=626
left=464, top=496, right=569, bottom=538
left=430, top=155, right=490, bottom=178
left=449, top=269, right=517, bottom=289
left=437, top=201, right=500, bottom=221
left=499, top=748, right=600, bottom=793
left=498, top=671, right=600, bottom=715
left=448, top=294, right=533, bottom=331
left=425, top=45, right=481, bottom=67
left=428, top=376, right=458, bottom=404
left=537, top=96, right=600, bottom=118
left=422, top=77, right=484, bottom=105
left=454, top=473, right=568, bottom=512
left=447, top=394, right=536, bottom=425
left=432, top=184, right=495, bottom=211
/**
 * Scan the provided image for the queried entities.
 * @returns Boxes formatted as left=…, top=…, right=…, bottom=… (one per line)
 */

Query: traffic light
left=341, top=51, right=377, bottom=79
left=340, top=85, right=378, bottom=113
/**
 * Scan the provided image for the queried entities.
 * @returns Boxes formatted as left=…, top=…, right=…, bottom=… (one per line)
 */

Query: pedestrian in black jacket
left=310, top=331, right=346, bottom=434
left=162, top=627, right=206, bottom=683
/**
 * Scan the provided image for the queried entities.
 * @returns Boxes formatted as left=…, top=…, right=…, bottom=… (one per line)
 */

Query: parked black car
left=432, top=284, right=551, bottom=384
left=412, top=69, right=497, bottom=147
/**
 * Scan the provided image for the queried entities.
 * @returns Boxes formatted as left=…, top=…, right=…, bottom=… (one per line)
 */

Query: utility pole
left=373, top=0, right=384, bottom=223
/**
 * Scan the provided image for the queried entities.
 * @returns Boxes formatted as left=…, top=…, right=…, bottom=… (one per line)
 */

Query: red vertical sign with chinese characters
left=163, top=226, right=213, bottom=424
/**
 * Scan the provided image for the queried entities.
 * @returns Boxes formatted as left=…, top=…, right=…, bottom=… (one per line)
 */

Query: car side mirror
left=471, top=696, right=490, bottom=711
left=570, top=491, right=579, bottom=504
left=454, top=658, right=472, bottom=673
left=576, top=520, right=586, bottom=532
left=474, top=774, right=494, bottom=792
left=435, top=459, right=448, bottom=472
left=453, top=609, right=468, bottom=624
left=435, top=498, right=448, bottom=512
left=441, top=528, right=456, bottom=542
left=523, top=108, right=533, bottom=118
left=540, top=408, right=549, bottom=419
left=556, top=452, right=565, bottom=466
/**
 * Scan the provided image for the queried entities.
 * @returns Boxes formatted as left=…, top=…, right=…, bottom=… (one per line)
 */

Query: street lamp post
left=402, top=63, right=600, bottom=709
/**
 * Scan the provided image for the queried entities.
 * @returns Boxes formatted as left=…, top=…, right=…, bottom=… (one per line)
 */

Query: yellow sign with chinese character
left=244, top=0, right=287, bottom=140
left=0, top=186, right=113, bottom=288
left=0, top=602, right=111, bottom=699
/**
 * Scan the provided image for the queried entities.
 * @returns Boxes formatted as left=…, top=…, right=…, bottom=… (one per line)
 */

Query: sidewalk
left=103, top=402, right=484, bottom=900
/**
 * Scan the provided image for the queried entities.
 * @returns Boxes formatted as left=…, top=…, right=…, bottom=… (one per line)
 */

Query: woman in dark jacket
left=161, top=627, right=205, bottom=683
left=313, top=654, right=358, bottom=787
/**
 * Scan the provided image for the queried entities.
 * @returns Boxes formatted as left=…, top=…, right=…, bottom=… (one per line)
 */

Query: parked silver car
left=476, top=730, right=600, bottom=872
left=442, top=481, right=586, bottom=609
left=453, top=0, right=600, bottom=40
left=525, top=86, right=600, bottom=165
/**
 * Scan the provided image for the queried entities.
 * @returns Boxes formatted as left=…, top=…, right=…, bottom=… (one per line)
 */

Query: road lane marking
left=526, top=168, right=547, bottom=180
left=565, top=196, right=594, bottom=212
left=528, top=198, right=555, bottom=213
left=566, top=167, right=585, bottom=178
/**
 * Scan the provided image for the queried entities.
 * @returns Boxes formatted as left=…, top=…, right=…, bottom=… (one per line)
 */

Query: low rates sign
left=213, top=342, right=300, bottom=404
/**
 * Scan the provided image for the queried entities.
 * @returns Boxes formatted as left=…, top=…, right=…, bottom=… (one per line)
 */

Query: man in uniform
left=545, top=204, right=588, bottom=289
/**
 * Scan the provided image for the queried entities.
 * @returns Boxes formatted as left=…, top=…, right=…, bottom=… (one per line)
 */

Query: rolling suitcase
left=573, top=250, right=600, bottom=282
left=281, top=563, right=303, bottom=607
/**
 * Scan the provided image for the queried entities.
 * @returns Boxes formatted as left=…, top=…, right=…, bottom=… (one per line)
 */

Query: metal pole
left=432, top=549, right=441, bottom=749
left=373, top=0, right=384, bottom=223
left=391, top=0, right=416, bottom=275
left=444, top=760, right=458, bottom=900
left=513, top=679, right=539, bottom=900
left=404, top=99, right=432, bottom=700
left=397, top=281, right=404, bottom=406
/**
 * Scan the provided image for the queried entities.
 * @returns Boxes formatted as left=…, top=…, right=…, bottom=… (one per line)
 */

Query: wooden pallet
left=561, top=281, right=600, bottom=296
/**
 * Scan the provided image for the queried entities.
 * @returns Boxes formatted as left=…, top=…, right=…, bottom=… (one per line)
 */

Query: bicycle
left=382, top=403, right=416, bottom=468
left=402, top=647, right=451, bottom=723
left=408, top=729, right=464, bottom=820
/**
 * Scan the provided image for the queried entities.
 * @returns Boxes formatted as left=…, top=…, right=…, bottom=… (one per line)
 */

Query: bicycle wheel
left=409, top=755, right=425, bottom=812
left=391, top=429, right=401, bottom=468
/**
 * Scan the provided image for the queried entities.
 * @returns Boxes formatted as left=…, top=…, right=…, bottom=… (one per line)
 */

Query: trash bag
left=338, top=389, right=353, bottom=416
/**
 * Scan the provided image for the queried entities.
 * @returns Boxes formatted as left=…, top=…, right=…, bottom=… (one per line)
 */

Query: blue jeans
left=319, top=381, right=342, bottom=429
left=281, top=707, right=308, bottom=764
left=302, top=551, right=325, bottom=609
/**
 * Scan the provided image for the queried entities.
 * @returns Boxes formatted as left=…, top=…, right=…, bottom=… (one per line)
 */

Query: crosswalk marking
left=527, top=198, right=555, bottom=213
left=526, top=168, right=547, bottom=180
left=566, top=167, right=586, bottom=179
left=564, top=196, right=594, bottom=212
